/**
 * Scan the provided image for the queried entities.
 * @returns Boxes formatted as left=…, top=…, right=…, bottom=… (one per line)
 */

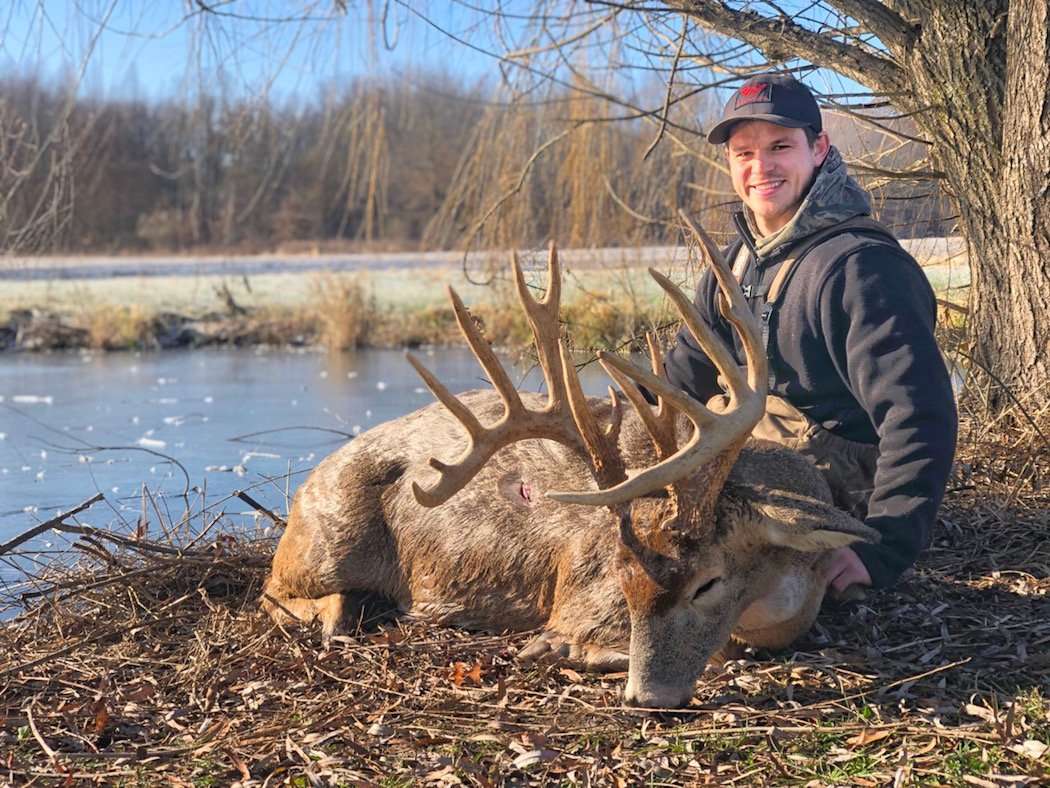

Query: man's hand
left=825, top=547, right=872, bottom=597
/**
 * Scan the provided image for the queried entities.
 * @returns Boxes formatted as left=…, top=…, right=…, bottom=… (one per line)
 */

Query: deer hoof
left=518, top=631, right=628, bottom=672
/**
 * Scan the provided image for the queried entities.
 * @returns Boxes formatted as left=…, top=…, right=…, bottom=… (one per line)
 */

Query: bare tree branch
left=824, top=1, right=919, bottom=56
left=643, top=15, right=688, bottom=159
left=630, top=1, right=907, bottom=95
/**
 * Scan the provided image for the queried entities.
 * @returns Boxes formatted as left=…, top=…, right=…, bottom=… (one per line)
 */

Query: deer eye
left=692, top=577, right=722, bottom=600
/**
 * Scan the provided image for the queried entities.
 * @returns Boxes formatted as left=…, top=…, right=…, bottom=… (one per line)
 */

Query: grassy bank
left=0, top=410, right=1045, bottom=785
left=0, top=264, right=683, bottom=354
left=0, top=240, right=969, bottom=355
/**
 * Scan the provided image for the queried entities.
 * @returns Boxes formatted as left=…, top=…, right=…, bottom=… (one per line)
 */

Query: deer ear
left=735, top=486, right=880, bottom=552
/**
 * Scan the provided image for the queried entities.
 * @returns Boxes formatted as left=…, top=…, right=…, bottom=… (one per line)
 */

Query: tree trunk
left=904, top=2, right=1050, bottom=415
left=986, top=0, right=1050, bottom=411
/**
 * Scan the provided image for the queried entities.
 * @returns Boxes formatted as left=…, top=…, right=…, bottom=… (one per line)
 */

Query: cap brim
left=706, top=114, right=812, bottom=145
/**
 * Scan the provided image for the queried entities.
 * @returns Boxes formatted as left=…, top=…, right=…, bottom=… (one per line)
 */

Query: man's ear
left=732, top=485, right=880, bottom=553
left=813, top=130, right=831, bottom=165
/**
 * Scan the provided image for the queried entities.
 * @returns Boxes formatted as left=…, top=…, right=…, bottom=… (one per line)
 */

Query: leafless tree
left=392, top=1, right=1048, bottom=417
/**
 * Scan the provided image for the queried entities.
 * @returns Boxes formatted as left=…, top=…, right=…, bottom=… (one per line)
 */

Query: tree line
left=0, top=70, right=949, bottom=257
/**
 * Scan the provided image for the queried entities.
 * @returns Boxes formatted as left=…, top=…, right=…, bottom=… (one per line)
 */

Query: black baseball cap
left=706, top=74, right=822, bottom=145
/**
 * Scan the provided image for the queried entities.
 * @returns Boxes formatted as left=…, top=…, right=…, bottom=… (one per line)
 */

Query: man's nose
left=751, top=151, right=776, bottom=174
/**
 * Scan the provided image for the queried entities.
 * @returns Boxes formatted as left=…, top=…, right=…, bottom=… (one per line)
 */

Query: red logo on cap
left=735, top=82, right=771, bottom=108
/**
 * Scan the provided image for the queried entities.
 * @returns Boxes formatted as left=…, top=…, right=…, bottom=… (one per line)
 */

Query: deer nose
left=623, top=682, right=694, bottom=710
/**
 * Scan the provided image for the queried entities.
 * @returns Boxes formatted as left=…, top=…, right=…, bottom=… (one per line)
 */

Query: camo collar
left=741, top=146, right=871, bottom=262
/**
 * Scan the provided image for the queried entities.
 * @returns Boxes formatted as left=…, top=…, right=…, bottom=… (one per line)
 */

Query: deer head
left=407, top=215, right=877, bottom=709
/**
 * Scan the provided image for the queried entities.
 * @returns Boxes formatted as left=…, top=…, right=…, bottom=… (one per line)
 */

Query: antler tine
left=548, top=228, right=767, bottom=508
left=558, top=344, right=626, bottom=488
left=411, top=243, right=628, bottom=508
left=447, top=285, right=524, bottom=416
left=645, top=333, right=680, bottom=458
left=601, top=339, right=677, bottom=460
left=604, top=386, right=624, bottom=445
left=649, top=267, right=742, bottom=397
left=512, top=244, right=566, bottom=410
left=678, top=209, right=768, bottom=398
left=405, top=352, right=483, bottom=441
left=549, top=347, right=731, bottom=506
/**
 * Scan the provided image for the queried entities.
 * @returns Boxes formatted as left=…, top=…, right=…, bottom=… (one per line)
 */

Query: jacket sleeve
left=816, top=246, right=958, bottom=587
left=662, top=268, right=726, bottom=405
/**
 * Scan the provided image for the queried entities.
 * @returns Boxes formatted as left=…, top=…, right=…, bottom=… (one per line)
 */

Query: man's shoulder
left=795, top=217, right=919, bottom=276
left=802, top=216, right=903, bottom=256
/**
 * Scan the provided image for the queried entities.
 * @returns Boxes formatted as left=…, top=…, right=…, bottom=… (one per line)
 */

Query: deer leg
left=262, top=574, right=400, bottom=643
left=518, top=630, right=629, bottom=672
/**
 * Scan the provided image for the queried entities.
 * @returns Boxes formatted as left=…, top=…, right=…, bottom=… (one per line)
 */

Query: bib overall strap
left=755, top=216, right=896, bottom=390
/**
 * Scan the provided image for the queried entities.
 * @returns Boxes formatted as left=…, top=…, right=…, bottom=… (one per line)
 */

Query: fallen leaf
left=367, top=722, right=393, bottom=738
left=511, top=748, right=559, bottom=769
left=963, top=703, right=998, bottom=724
left=450, top=661, right=484, bottom=686
left=558, top=667, right=584, bottom=683
left=92, top=698, right=109, bottom=736
left=1009, top=739, right=1049, bottom=760
left=520, top=731, right=547, bottom=749
left=123, top=685, right=156, bottom=703
left=225, top=749, right=250, bottom=781
left=846, top=728, right=892, bottom=747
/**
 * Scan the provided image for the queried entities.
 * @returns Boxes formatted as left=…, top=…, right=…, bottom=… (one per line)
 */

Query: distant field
left=0, top=239, right=969, bottom=318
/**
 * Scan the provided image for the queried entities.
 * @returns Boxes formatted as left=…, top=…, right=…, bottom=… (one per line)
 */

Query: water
left=0, top=347, right=612, bottom=545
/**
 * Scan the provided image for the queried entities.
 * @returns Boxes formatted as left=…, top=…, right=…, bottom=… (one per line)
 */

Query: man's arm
left=817, top=247, right=958, bottom=588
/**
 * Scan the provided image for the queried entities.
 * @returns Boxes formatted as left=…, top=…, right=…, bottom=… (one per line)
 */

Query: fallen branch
left=0, top=493, right=104, bottom=557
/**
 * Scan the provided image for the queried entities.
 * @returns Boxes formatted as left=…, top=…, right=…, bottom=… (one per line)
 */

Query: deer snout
left=623, top=678, right=695, bottom=710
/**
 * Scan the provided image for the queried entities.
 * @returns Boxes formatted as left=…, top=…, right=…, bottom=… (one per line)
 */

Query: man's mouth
left=750, top=180, right=785, bottom=197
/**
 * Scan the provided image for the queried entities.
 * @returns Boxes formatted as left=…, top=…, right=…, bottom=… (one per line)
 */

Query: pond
left=0, top=347, right=613, bottom=548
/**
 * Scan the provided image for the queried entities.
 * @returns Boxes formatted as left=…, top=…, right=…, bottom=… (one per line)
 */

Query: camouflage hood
left=744, top=145, right=871, bottom=261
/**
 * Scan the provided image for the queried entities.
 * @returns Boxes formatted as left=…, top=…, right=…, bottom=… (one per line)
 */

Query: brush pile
left=1, top=411, right=1047, bottom=786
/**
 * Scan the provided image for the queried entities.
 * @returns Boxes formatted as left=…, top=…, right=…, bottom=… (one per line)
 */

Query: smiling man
left=664, top=74, right=958, bottom=594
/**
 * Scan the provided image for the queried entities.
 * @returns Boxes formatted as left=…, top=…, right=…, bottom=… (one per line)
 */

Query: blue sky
left=0, top=1, right=497, bottom=101
left=0, top=1, right=869, bottom=107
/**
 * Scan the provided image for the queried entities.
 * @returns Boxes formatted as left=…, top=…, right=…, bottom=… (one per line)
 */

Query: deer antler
left=407, top=243, right=626, bottom=508
left=547, top=213, right=767, bottom=510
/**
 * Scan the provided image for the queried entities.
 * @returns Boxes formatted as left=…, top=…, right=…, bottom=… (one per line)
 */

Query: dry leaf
left=520, top=731, right=547, bottom=749
left=450, top=661, right=484, bottom=686
left=511, top=748, right=558, bottom=769
left=92, top=698, right=110, bottom=736
left=963, top=703, right=998, bottom=724
left=846, top=728, right=892, bottom=747
left=1008, top=739, right=1048, bottom=760
left=225, top=749, right=251, bottom=781
left=558, top=667, right=584, bottom=683
left=124, top=685, right=156, bottom=703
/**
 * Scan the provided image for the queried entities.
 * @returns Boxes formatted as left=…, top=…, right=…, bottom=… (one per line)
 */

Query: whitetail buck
left=262, top=218, right=878, bottom=708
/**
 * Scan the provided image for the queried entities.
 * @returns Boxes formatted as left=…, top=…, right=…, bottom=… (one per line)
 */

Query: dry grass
left=0, top=403, right=1047, bottom=786
left=76, top=304, right=153, bottom=351
left=308, top=273, right=378, bottom=351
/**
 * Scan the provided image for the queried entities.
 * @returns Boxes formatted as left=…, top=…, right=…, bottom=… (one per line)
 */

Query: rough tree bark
left=667, top=0, right=1050, bottom=415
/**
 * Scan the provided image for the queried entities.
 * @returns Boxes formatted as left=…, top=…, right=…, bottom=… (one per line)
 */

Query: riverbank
left=0, top=239, right=969, bottom=353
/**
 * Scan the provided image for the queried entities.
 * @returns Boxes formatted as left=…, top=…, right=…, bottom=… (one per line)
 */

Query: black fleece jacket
left=664, top=213, right=958, bottom=588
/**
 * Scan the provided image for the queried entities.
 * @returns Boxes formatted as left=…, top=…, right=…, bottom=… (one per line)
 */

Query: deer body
left=263, top=223, right=877, bottom=708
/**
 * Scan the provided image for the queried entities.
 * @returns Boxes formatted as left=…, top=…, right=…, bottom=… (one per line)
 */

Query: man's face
left=726, top=121, right=829, bottom=236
